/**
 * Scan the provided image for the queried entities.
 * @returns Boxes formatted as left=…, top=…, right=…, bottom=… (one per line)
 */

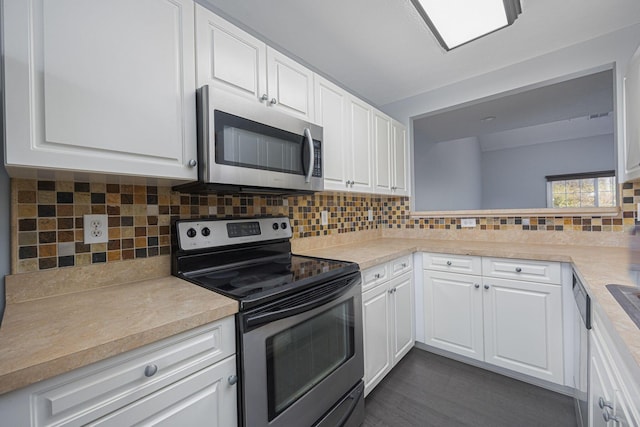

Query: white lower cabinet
left=590, top=311, right=640, bottom=427
left=362, top=255, right=414, bottom=395
left=422, top=253, right=564, bottom=385
left=0, top=317, right=238, bottom=427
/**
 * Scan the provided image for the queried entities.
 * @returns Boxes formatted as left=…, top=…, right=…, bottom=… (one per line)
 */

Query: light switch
left=461, top=218, right=476, bottom=228
left=321, top=210, right=328, bottom=226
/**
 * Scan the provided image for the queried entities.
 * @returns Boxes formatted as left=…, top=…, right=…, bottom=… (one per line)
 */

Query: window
left=546, top=171, right=616, bottom=208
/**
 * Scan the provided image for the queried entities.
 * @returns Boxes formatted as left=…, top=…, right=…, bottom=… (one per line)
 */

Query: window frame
left=545, top=170, right=616, bottom=209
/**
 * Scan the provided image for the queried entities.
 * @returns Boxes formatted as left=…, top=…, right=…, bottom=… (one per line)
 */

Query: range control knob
left=272, top=222, right=279, bottom=231
left=201, top=227, right=211, bottom=237
left=280, top=222, right=288, bottom=230
left=186, top=228, right=197, bottom=238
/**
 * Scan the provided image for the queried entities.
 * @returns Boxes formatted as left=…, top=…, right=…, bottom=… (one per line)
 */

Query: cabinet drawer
left=482, top=257, right=561, bottom=284
left=390, top=255, right=413, bottom=278
left=362, top=264, right=389, bottom=291
left=422, top=253, right=481, bottom=275
left=33, top=317, right=235, bottom=427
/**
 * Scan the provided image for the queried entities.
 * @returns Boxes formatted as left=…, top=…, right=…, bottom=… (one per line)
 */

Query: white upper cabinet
left=314, top=77, right=373, bottom=193
left=267, top=48, right=315, bottom=121
left=195, top=5, right=266, bottom=102
left=373, top=111, right=409, bottom=196
left=196, top=5, right=314, bottom=121
left=391, top=119, right=409, bottom=196
left=3, top=0, right=198, bottom=180
left=624, top=43, right=640, bottom=181
left=347, top=96, right=374, bottom=192
left=315, top=76, right=349, bottom=190
left=374, top=112, right=392, bottom=194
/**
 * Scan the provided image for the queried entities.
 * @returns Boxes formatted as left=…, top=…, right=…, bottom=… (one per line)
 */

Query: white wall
left=381, top=23, right=640, bottom=206
left=413, top=136, right=482, bottom=211
left=481, top=135, right=615, bottom=209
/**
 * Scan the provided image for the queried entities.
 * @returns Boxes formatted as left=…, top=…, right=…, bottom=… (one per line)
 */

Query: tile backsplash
left=11, top=179, right=639, bottom=274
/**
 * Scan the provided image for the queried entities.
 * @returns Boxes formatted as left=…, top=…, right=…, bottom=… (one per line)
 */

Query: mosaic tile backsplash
left=11, top=179, right=639, bottom=273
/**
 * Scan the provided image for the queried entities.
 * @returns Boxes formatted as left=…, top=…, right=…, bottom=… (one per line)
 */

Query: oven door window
left=215, top=110, right=308, bottom=175
left=266, top=300, right=355, bottom=420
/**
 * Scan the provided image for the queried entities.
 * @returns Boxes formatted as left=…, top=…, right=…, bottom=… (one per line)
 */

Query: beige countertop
left=296, top=238, right=640, bottom=374
left=0, top=257, right=238, bottom=396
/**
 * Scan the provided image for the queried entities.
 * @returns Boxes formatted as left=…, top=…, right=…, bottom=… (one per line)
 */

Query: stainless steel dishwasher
left=572, top=272, right=591, bottom=427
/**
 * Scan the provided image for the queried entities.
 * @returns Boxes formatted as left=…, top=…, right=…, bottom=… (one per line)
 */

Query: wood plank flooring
left=363, top=348, right=577, bottom=427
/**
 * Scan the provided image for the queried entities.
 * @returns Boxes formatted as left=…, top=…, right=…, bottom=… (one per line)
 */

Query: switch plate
left=84, top=214, right=108, bottom=244
left=461, top=218, right=476, bottom=228
left=368, top=209, right=374, bottom=222
left=321, top=210, right=328, bottom=226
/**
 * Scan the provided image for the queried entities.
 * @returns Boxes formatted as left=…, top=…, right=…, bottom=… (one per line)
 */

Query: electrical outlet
left=84, top=214, right=108, bottom=244
left=321, top=210, right=328, bottom=226
left=368, top=209, right=374, bottom=222
left=461, top=218, right=476, bottom=228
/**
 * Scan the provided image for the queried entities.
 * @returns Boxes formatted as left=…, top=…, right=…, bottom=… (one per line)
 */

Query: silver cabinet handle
left=602, top=407, right=620, bottom=423
left=228, top=375, right=238, bottom=386
left=304, top=128, right=314, bottom=183
left=484, top=284, right=490, bottom=290
left=260, top=94, right=268, bottom=102
left=474, top=284, right=480, bottom=289
left=515, top=267, right=522, bottom=273
left=270, top=98, right=278, bottom=105
left=599, top=397, right=613, bottom=410
left=388, top=289, right=394, bottom=294
left=374, top=273, right=381, bottom=279
left=188, top=159, right=197, bottom=167
left=401, top=263, right=407, bottom=268
left=446, top=261, right=452, bottom=266
left=144, top=364, right=158, bottom=377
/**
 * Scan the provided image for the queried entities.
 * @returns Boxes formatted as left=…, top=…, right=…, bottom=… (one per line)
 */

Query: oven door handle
left=244, top=282, right=353, bottom=329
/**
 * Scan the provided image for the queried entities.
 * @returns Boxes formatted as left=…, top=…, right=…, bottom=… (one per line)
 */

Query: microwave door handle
left=304, top=128, right=314, bottom=183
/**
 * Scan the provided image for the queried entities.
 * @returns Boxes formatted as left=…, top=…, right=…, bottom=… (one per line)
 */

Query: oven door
left=238, top=272, right=363, bottom=427
left=198, top=85, right=324, bottom=192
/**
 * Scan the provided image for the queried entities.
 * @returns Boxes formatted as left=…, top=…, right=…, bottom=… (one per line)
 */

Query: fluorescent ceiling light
left=411, top=0, right=522, bottom=51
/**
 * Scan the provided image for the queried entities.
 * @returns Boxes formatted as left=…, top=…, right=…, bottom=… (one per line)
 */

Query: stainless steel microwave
left=176, top=85, right=323, bottom=194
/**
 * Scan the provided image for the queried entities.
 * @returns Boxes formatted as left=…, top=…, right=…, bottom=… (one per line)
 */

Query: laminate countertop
left=296, top=238, right=640, bottom=376
left=0, top=258, right=238, bottom=396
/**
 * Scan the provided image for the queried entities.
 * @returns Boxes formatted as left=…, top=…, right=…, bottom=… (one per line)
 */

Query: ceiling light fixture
left=410, top=0, right=522, bottom=51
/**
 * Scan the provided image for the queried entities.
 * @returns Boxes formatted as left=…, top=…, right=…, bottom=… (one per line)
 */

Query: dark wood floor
left=363, top=348, right=577, bottom=427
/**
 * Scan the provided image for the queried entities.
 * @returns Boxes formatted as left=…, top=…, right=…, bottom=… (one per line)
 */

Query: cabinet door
left=3, top=0, right=197, bottom=180
left=195, top=4, right=267, bottom=102
left=482, top=277, right=563, bottom=384
left=625, top=44, right=640, bottom=181
left=88, top=356, right=237, bottom=427
left=374, top=112, right=392, bottom=194
left=391, top=121, right=409, bottom=196
left=363, top=284, right=391, bottom=395
left=348, top=97, right=374, bottom=192
left=267, top=48, right=314, bottom=120
left=315, top=76, right=350, bottom=190
left=423, top=271, right=484, bottom=361
left=390, top=274, right=414, bottom=365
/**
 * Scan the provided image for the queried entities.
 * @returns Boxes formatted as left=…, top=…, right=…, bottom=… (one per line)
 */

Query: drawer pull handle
left=144, top=364, right=158, bottom=378
left=602, top=407, right=620, bottom=423
left=401, top=263, right=407, bottom=268
left=228, top=375, right=238, bottom=386
left=515, top=267, right=522, bottom=273
left=446, top=261, right=452, bottom=266
left=374, top=273, right=381, bottom=279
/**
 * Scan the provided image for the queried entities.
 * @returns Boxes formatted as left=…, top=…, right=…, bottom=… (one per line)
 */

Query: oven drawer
left=362, top=264, right=389, bottom=291
left=482, top=257, right=561, bottom=284
left=423, top=253, right=481, bottom=275
left=32, top=316, right=235, bottom=427
left=390, top=254, right=413, bottom=278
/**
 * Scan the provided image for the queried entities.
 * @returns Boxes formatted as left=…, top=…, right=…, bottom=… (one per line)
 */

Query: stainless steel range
left=172, top=216, right=364, bottom=427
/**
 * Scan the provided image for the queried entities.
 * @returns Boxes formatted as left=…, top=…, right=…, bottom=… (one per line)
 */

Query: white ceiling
left=198, top=0, right=640, bottom=107
left=413, top=69, right=614, bottom=143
